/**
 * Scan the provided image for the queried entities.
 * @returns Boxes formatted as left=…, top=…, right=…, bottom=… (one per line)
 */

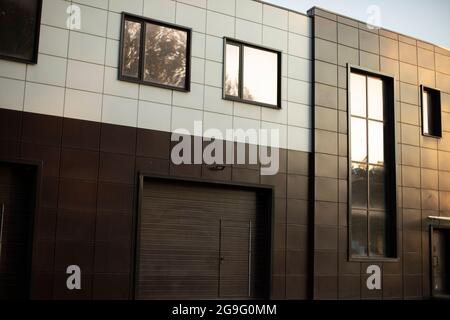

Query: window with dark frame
left=421, top=85, right=442, bottom=138
left=348, top=67, right=397, bottom=260
left=223, top=38, right=282, bottom=109
left=0, top=0, right=42, bottom=64
left=119, top=13, right=191, bottom=91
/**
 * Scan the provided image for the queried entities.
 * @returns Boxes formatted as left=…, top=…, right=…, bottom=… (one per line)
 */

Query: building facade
left=0, top=0, right=448, bottom=300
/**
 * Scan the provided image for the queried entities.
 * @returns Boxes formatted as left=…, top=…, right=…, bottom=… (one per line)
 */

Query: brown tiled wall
left=0, top=108, right=310, bottom=300
left=309, top=7, right=450, bottom=299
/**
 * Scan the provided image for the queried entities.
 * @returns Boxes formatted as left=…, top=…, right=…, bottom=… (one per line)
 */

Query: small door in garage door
left=0, top=162, right=37, bottom=299
left=136, top=178, right=271, bottom=300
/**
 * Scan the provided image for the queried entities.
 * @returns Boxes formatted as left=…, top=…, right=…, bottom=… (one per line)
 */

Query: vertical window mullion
left=139, top=21, right=146, bottom=81
left=365, top=75, right=370, bottom=257
left=239, top=43, right=244, bottom=100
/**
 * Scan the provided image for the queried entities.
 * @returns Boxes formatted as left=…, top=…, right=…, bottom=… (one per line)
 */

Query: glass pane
left=352, top=162, right=368, bottom=208
left=351, top=117, right=367, bottom=162
left=0, top=0, right=40, bottom=62
left=351, top=210, right=368, bottom=256
left=368, top=77, right=384, bottom=121
left=423, top=89, right=430, bottom=135
left=122, top=20, right=141, bottom=78
left=369, top=165, right=385, bottom=210
left=225, top=44, right=240, bottom=97
left=243, top=46, right=278, bottom=106
left=368, top=121, right=384, bottom=165
left=369, top=211, right=386, bottom=256
left=350, top=73, right=367, bottom=117
left=144, top=23, right=188, bottom=88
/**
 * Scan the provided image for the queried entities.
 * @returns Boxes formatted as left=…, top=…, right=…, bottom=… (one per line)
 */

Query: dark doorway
left=135, top=177, right=271, bottom=300
left=0, top=162, right=37, bottom=299
left=431, top=227, right=450, bottom=298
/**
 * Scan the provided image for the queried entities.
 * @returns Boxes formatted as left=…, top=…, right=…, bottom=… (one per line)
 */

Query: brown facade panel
left=0, top=108, right=310, bottom=300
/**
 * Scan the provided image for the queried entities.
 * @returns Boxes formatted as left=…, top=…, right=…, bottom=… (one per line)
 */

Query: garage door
left=136, top=178, right=271, bottom=300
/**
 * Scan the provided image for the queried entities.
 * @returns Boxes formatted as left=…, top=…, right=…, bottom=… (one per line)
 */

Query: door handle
left=220, top=256, right=225, bottom=264
left=0, top=203, right=4, bottom=259
left=433, top=256, right=439, bottom=267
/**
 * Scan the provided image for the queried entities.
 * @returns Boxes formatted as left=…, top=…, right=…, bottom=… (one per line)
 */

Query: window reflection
left=369, top=165, right=385, bottom=210
left=351, top=210, right=368, bottom=256
left=352, top=162, right=368, bottom=208
left=369, top=211, right=386, bottom=256
left=423, top=90, right=430, bottom=134
left=351, top=117, right=367, bottom=162
left=243, top=46, right=278, bottom=106
left=350, top=73, right=367, bottom=117
left=122, top=20, right=141, bottom=78
left=225, top=44, right=240, bottom=97
left=143, top=23, right=187, bottom=88
left=368, top=77, right=384, bottom=121
left=368, top=121, right=384, bottom=165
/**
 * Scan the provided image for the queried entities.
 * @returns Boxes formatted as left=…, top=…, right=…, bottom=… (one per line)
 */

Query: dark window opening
left=223, top=38, right=282, bottom=109
left=348, top=67, right=397, bottom=260
left=0, top=0, right=42, bottom=64
left=421, top=85, right=442, bottom=138
left=119, top=13, right=191, bottom=92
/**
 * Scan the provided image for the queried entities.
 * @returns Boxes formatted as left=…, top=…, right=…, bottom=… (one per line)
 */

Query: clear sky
left=265, top=0, right=450, bottom=49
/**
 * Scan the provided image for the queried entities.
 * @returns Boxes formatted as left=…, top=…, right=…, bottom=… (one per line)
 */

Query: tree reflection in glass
left=143, top=23, right=187, bottom=88
left=369, top=165, right=385, bottom=210
left=352, top=162, right=368, bottom=208
left=225, top=44, right=240, bottom=97
left=369, top=211, right=386, bottom=256
left=351, top=210, right=368, bottom=256
left=122, top=20, right=141, bottom=78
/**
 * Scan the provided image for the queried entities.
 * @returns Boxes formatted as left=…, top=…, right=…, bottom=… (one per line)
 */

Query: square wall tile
left=68, top=31, right=106, bottom=65
left=139, top=84, right=172, bottom=105
left=143, top=0, right=176, bottom=22
left=102, top=95, right=138, bottom=127
left=288, top=126, right=311, bottom=152
left=207, top=11, right=235, bottom=38
left=236, top=19, right=262, bottom=44
left=236, top=0, right=262, bottom=24
left=104, top=67, right=139, bottom=99
left=39, top=25, right=69, bottom=57
left=41, top=0, right=71, bottom=29
left=204, top=85, right=233, bottom=115
left=289, top=33, right=310, bottom=59
left=171, top=106, right=203, bottom=134
left=263, top=4, right=288, bottom=30
left=0, top=78, right=25, bottom=111
left=289, top=12, right=311, bottom=37
left=109, top=0, right=143, bottom=15
left=66, top=60, right=104, bottom=93
left=207, top=0, right=235, bottom=16
left=205, top=35, right=223, bottom=62
left=263, top=26, right=288, bottom=52
left=24, top=82, right=65, bottom=116
left=173, top=83, right=204, bottom=110
left=138, top=101, right=171, bottom=132
left=64, top=89, right=102, bottom=122
left=77, top=4, right=108, bottom=37
left=26, top=54, right=67, bottom=87
left=107, top=12, right=121, bottom=40
left=176, top=2, right=206, bottom=33
left=204, top=60, right=222, bottom=88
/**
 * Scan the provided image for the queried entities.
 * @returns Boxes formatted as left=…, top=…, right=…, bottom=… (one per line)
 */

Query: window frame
left=118, top=12, right=192, bottom=92
left=420, top=85, right=442, bottom=139
left=0, top=0, right=43, bottom=64
left=347, top=64, right=399, bottom=262
left=222, top=37, right=282, bottom=109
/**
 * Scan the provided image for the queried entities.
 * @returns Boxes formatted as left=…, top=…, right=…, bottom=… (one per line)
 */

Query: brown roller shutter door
left=135, top=178, right=271, bottom=299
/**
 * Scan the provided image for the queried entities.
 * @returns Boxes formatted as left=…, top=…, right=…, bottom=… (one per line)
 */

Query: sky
left=265, top=0, right=450, bottom=49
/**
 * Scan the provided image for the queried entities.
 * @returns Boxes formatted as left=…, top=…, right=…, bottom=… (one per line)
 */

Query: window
left=421, top=85, right=442, bottom=138
left=223, top=39, right=281, bottom=109
left=348, top=67, right=397, bottom=259
left=0, top=0, right=42, bottom=64
left=119, top=13, right=191, bottom=91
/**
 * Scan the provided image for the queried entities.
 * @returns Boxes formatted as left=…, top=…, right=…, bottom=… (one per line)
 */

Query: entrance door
left=0, top=162, right=36, bottom=299
left=431, top=228, right=450, bottom=297
left=136, top=178, right=271, bottom=300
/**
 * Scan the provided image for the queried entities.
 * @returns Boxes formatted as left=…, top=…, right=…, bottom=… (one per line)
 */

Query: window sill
left=223, top=95, right=281, bottom=110
left=348, top=256, right=399, bottom=263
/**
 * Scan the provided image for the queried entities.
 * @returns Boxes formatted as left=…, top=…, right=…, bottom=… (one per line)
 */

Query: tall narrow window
left=119, top=13, right=191, bottom=91
left=349, top=68, right=397, bottom=259
left=223, top=39, right=281, bottom=109
left=0, top=0, right=42, bottom=64
left=421, top=86, right=442, bottom=138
